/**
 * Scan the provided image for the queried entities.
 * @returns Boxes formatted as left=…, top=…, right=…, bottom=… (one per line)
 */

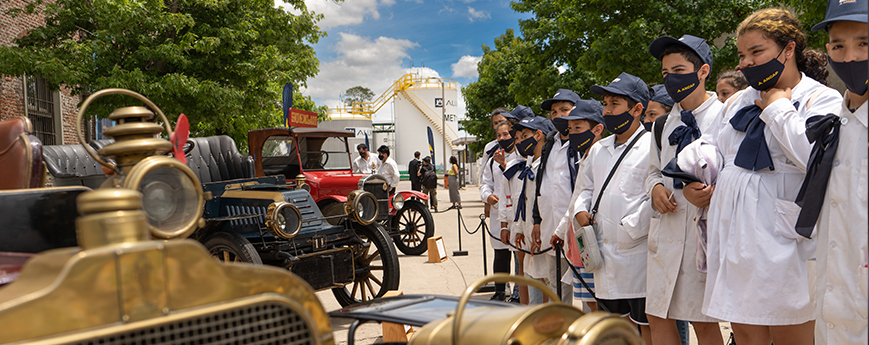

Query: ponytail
left=798, top=49, right=829, bottom=85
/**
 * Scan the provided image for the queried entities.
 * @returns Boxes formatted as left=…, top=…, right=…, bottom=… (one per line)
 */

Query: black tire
left=332, top=223, right=400, bottom=307
left=203, top=231, right=263, bottom=264
left=391, top=200, right=435, bottom=256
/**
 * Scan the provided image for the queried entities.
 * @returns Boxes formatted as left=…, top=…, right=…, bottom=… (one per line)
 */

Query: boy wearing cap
left=806, top=1, right=868, bottom=343
left=644, top=35, right=725, bottom=345
left=480, top=107, right=515, bottom=301
left=645, top=84, right=675, bottom=133
left=528, top=89, right=583, bottom=304
left=572, top=72, right=653, bottom=343
left=499, top=116, right=553, bottom=304
left=548, top=100, right=606, bottom=311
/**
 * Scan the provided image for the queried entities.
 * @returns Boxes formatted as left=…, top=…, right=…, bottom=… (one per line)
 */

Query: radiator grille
left=226, top=205, right=267, bottom=227
left=68, top=302, right=315, bottom=345
left=361, top=176, right=389, bottom=221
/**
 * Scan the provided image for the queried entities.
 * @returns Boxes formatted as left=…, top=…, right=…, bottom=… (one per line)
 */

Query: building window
left=25, top=75, right=57, bottom=145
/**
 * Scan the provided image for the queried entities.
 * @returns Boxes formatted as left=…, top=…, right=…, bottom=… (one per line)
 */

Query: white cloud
left=275, top=0, right=393, bottom=29
left=304, top=32, right=419, bottom=102
left=467, top=7, right=490, bottom=22
left=451, top=55, right=481, bottom=78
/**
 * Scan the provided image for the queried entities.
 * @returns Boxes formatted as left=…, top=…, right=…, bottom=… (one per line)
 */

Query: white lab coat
left=376, top=157, right=400, bottom=188
left=554, top=154, right=591, bottom=244
left=644, top=93, right=723, bottom=321
left=573, top=128, right=651, bottom=299
left=499, top=155, right=539, bottom=263
left=538, top=136, right=577, bottom=251
left=814, top=95, right=868, bottom=345
left=353, top=154, right=380, bottom=174
left=702, top=74, right=842, bottom=325
left=481, top=142, right=517, bottom=250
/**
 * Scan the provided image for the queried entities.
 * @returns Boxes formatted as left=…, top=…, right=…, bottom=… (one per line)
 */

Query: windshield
left=298, top=136, right=352, bottom=171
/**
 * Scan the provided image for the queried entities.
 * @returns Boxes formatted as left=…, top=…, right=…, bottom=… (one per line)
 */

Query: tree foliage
left=0, top=0, right=327, bottom=145
left=341, top=85, right=375, bottom=107
left=462, top=0, right=833, bottom=155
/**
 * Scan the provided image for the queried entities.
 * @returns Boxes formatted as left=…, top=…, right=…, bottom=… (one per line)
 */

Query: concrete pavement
left=315, top=180, right=733, bottom=344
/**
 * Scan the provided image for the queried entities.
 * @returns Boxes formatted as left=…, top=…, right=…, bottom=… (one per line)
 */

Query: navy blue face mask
left=569, top=130, right=595, bottom=155
left=828, top=57, right=868, bottom=96
left=643, top=121, right=654, bottom=132
left=604, top=111, right=634, bottom=135
left=663, top=72, right=700, bottom=103
left=741, top=47, right=786, bottom=91
left=553, top=119, right=570, bottom=137
left=517, top=136, right=538, bottom=157
left=498, top=138, right=515, bottom=152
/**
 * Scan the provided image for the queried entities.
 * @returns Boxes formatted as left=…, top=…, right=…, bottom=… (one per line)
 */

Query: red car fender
left=319, top=195, right=348, bottom=204
left=397, top=190, right=428, bottom=201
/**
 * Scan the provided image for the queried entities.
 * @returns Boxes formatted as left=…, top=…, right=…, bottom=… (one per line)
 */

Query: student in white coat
left=480, top=109, right=518, bottom=302
left=530, top=89, right=584, bottom=304
left=805, top=1, right=868, bottom=343
left=573, top=72, right=653, bottom=345
left=549, top=100, right=606, bottom=311
left=682, top=8, right=843, bottom=345
left=499, top=116, right=553, bottom=305
left=644, top=34, right=724, bottom=345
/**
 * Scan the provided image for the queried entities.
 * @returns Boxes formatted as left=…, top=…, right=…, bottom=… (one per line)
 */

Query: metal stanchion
left=452, top=206, right=468, bottom=256
left=479, top=213, right=495, bottom=293
left=555, top=244, right=563, bottom=302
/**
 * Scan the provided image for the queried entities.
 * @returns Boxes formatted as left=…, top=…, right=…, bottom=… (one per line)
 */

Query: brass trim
left=76, top=188, right=142, bottom=214
left=452, top=274, right=561, bottom=345
left=122, top=156, right=204, bottom=239
left=75, top=89, right=174, bottom=175
left=265, top=202, right=302, bottom=238
left=220, top=190, right=285, bottom=202
left=17, top=291, right=329, bottom=345
left=344, top=190, right=378, bottom=225
left=223, top=181, right=260, bottom=190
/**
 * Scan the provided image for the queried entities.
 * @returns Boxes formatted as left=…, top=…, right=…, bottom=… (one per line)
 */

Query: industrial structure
left=318, top=73, right=461, bottom=171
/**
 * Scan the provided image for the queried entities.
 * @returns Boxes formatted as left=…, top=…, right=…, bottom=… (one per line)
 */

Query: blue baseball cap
left=553, top=99, right=605, bottom=126
left=649, top=84, right=675, bottom=108
left=649, top=34, right=713, bottom=69
left=590, top=72, right=650, bottom=110
left=513, top=116, right=554, bottom=134
left=501, top=105, right=536, bottom=121
left=541, top=89, right=581, bottom=111
left=812, top=0, right=868, bottom=31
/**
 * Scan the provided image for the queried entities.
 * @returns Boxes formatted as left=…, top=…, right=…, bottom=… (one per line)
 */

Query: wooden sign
left=427, top=236, right=447, bottom=263
left=381, top=291, right=414, bottom=342
left=284, top=108, right=318, bottom=128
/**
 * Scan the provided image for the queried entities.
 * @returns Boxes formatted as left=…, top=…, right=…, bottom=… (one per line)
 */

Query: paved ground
left=315, top=180, right=734, bottom=344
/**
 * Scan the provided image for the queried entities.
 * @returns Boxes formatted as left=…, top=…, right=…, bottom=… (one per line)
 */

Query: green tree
left=340, top=86, right=375, bottom=107
left=0, top=0, right=326, bottom=146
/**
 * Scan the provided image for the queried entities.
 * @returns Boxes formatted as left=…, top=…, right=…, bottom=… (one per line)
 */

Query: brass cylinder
left=75, top=189, right=150, bottom=250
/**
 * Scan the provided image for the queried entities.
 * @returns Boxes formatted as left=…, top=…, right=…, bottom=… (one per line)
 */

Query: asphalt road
left=315, top=180, right=733, bottom=344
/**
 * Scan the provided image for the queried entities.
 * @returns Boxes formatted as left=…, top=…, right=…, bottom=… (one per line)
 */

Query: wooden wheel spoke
left=369, top=265, right=384, bottom=271
left=368, top=273, right=383, bottom=287
left=222, top=251, right=231, bottom=262
left=351, top=281, right=359, bottom=298
left=368, top=249, right=380, bottom=263
left=365, top=280, right=376, bottom=299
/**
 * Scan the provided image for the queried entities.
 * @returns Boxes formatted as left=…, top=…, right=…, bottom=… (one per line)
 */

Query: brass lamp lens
left=139, top=166, right=199, bottom=231
left=281, top=207, right=301, bottom=235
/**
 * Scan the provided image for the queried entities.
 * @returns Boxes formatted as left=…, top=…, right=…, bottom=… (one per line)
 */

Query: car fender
left=318, top=195, right=348, bottom=204
left=397, top=190, right=428, bottom=201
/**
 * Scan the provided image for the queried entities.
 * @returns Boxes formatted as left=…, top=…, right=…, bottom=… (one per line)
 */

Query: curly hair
left=737, top=8, right=828, bottom=85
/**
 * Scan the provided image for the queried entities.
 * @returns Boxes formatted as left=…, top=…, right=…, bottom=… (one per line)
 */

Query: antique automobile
left=183, top=133, right=400, bottom=307
left=0, top=89, right=335, bottom=344
left=40, top=126, right=402, bottom=308
left=248, top=127, right=435, bottom=256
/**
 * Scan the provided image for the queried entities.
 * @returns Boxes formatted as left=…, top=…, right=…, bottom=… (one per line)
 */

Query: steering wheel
left=318, top=150, right=329, bottom=166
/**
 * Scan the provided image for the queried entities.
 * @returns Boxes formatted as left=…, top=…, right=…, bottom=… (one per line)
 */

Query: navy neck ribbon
left=667, top=110, right=701, bottom=188
left=730, top=101, right=799, bottom=171
left=794, top=114, right=840, bottom=238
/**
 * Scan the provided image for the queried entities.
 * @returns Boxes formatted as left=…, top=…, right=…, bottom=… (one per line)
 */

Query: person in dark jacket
left=408, top=151, right=421, bottom=191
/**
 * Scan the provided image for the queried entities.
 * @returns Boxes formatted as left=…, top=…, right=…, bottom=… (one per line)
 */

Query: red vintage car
left=248, top=128, right=435, bottom=255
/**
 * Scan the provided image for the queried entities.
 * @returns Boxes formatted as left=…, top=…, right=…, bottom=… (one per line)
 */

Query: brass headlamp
left=75, top=89, right=204, bottom=240
left=344, top=190, right=378, bottom=225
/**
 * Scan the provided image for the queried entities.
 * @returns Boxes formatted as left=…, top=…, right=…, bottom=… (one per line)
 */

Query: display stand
left=427, top=236, right=448, bottom=263
left=381, top=291, right=414, bottom=342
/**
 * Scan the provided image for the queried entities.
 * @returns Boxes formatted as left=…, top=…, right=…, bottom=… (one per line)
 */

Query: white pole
left=441, top=80, right=447, bottom=174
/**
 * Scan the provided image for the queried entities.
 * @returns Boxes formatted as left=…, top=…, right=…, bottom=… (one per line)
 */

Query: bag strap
left=653, top=113, right=669, bottom=153
left=591, top=130, right=647, bottom=218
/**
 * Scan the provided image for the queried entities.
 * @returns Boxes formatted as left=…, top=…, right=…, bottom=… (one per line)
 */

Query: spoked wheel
left=332, top=223, right=400, bottom=307
left=391, top=200, right=435, bottom=255
left=204, top=231, right=263, bottom=264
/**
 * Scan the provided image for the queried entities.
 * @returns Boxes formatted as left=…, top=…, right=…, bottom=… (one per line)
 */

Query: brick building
left=1, top=0, right=82, bottom=145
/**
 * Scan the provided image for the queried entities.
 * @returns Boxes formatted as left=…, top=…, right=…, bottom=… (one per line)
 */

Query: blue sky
left=276, top=0, right=531, bottom=121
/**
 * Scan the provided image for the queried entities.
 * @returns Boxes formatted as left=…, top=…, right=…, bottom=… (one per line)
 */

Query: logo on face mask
left=663, top=72, right=700, bottom=103
left=604, top=111, right=634, bottom=135
left=569, top=130, right=595, bottom=155
left=740, top=47, right=787, bottom=91
left=517, top=136, right=538, bottom=157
